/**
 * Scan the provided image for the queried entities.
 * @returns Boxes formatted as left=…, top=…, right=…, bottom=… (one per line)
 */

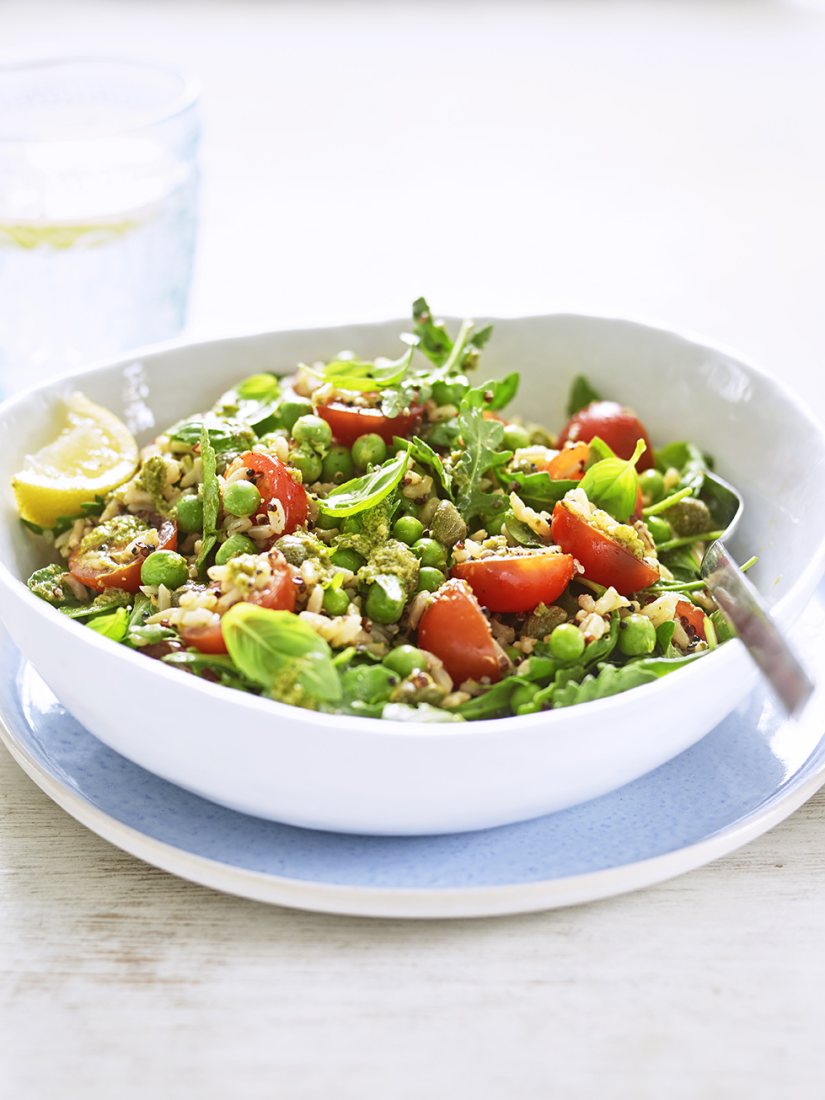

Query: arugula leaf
left=196, top=423, right=220, bottom=574
left=169, top=415, right=256, bottom=454
left=320, top=447, right=410, bottom=518
left=578, top=438, right=646, bottom=522
left=322, top=346, right=413, bottom=392
left=462, top=373, right=519, bottom=412
left=399, top=436, right=453, bottom=496
left=222, top=604, right=342, bottom=705
left=552, top=653, right=703, bottom=709
left=567, top=375, right=602, bottom=418
left=453, top=403, right=512, bottom=524
left=412, top=297, right=454, bottom=366
left=87, top=607, right=130, bottom=642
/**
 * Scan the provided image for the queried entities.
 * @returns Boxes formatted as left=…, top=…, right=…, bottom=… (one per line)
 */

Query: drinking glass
left=0, top=57, right=201, bottom=395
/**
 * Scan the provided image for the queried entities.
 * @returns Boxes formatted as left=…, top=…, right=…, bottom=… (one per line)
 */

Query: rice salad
left=16, top=299, right=746, bottom=722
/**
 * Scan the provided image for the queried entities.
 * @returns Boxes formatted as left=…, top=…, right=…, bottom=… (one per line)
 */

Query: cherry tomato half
left=551, top=502, right=659, bottom=596
left=317, top=400, right=423, bottom=447
left=451, top=553, right=575, bottom=614
left=558, top=401, right=654, bottom=471
left=237, top=451, right=308, bottom=534
left=69, top=516, right=178, bottom=594
left=676, top=599, right=707, bottom=643
left=538, top=442, right=590, bottom=481
left=180, top=550, right=297, bottom=654
left=417, top=579, right=506, bottom=686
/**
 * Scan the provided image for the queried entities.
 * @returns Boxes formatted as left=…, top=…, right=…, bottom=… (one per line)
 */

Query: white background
left=2, top=2, right=825, bottom=1097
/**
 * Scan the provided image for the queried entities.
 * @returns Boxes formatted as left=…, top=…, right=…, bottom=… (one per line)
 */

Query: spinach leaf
left=503, top=471, right=577, bottom=511
left=28, top=564, right=74, bottom=607
left=399, top=436, right=453, bottom=497
left=456, top=677, right=520, bottom=720
left=320, top=447, right=410, bottom=518
left=655, top=441, right=706, bottom=495
left=322, top=346, right=413, bottom=392
left=655, top=620, right=679, bottom=658
left=60, top=588, right=132, bottom=620
left=552, top=653, right=703, bottom=708
left=581, top=613, right=620, bottom=666
left=21, top=496, right=106, bottom=537
left=162, top=650, right=260, bottom=691
left=196, top=423, right=220, bottom=575
left=222, top=603, right=342, bottom=705
left=578, top=438, right=646, bottom=522
left=567, top=375, right=602, bottom=417
left=86, top=607, right=130, bottom=642
left=170, top=415, right=256, bottom=454
left=453, top=403, right=512, bottom=524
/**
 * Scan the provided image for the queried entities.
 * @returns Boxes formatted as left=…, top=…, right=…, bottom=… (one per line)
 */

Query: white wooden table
left=3, top=2, right=825, bottom=1095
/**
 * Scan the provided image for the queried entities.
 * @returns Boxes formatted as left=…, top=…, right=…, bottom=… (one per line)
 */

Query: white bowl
left=1, top=315, right=824, bottom=835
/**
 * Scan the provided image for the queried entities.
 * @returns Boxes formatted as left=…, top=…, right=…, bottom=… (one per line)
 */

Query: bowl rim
left=1, top=312, right=822, bottom=739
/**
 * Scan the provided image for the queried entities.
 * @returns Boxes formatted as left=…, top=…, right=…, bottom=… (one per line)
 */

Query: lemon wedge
left=12, top=392, right=139, bottom=528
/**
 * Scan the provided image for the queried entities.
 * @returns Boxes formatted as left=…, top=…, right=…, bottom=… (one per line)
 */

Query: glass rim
left=0, top=55, right=201, bottom=143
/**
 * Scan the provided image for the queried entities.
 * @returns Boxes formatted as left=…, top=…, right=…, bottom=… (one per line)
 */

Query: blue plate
left=2, top=588, right=825, bottom=918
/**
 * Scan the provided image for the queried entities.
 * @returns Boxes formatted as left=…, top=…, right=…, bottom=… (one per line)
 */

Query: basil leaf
left=236, top=373, right=281, bottom=401
left=552, top=653, right=703, bottom=709
left=196, top=423, right=220, bottom=574
left=219, top=373, right=282, bottom=429
left=399, top=436, right=453, bottom=497
left=222, top=604, right=342, bottom=705
left=323, top=346, right=413, bottom=392
left=86, top=607, right=130, bottom=642
left=170, top=415, right=256, bottom=454
left=578, top=438, right=646, bottom=522
left=567, top=375, right=602, bottom=417
left=320, top=447, right=410, bottom=518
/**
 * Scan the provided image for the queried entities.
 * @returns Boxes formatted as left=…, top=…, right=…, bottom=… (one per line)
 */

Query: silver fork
left=699, top=473, right=814, bottom=715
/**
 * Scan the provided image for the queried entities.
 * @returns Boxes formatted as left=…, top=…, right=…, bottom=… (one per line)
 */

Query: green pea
left=549, top=622, right=586, bottom=662
left=140, top=549, right=189, bottom=589
left=383, top=645, right=428, bottom=677
left=412, top=537, right=447, bottom=569
left=392, top=515, right=425, bottom=546
left=618, top=613, right=657, bottom=657
left=175, top=495, right=204, bottom=534
left=321, top=444, right=354, bottom=483
left=502, top=423, right=531, bottom=451
left=431, top=379, right=467, bottom=406
left=639, top=468, right=666, bottom=506
left=322, top=585, right=351, bottom=616
left=646, top=515, right=672, bottom=544
left=215, top=534, right=258, bottom=566
left=416, top=566, right=446, bottom=592
left=292, top=414, right=333, bottom=449
left=290, top=445, right=323, bottom=484
left=279, top=397, right=313, bottom=431
left=351, top=433, right=387, bottom=470
left=330, top=547, right=366, bottom=573
left=222, top=480, right=262, bottom=517
left=510, top=681, right=539, bottom=711
left=365, top=574, right=406, bottom=624
left=315, top=512, right=340, bottom=530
